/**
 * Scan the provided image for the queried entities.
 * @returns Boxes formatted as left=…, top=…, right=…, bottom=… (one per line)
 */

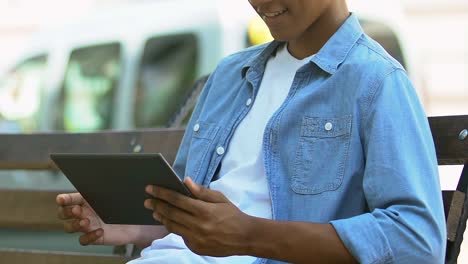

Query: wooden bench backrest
left=429, top=115, right=468, bottom=263
left=0, top=129, right=184, bottom=263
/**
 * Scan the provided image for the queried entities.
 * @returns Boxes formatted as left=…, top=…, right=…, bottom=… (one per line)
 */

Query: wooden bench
left=429, top=115, right=468, bottom=263
left=0, top=115, right=466, bottom=263
left=0, top=129, right=184, bottom=263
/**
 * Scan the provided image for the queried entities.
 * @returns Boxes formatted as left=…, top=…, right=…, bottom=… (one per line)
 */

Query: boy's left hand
left=144, top=177, right=254, bottom=257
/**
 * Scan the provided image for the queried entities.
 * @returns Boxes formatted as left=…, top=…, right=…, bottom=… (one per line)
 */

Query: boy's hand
left=56, top=193, right=138, bottom=246
left=144, top=177, right=254, bottom=256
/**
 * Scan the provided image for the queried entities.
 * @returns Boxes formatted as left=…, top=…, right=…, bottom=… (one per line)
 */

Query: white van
left=0, top=0, right=415, bottom=134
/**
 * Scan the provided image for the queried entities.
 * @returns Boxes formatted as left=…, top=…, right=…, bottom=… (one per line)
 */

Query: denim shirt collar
left=242, top=13, right=363, bottom=78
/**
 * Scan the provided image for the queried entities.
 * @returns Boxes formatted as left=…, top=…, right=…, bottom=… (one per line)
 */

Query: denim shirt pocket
left=291, top=115, right=352, bottom=195
left=185, top=121, right=220, bottom=182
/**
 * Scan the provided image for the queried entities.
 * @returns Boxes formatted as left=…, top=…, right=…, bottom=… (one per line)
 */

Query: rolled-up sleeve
left=331, top=69, right=446, bottom=263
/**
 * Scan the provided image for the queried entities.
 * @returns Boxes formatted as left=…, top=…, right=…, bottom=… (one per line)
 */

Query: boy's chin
left=269, top=31, right=297, bottom=43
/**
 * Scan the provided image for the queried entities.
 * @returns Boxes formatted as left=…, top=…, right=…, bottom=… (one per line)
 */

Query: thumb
left=184, top=177, right=227, bottom=203
left=184, top=176, right=202, bottom=194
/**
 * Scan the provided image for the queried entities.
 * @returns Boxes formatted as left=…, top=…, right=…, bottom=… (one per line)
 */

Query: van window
left=56, top=43, right=121, bottom=132
left=134, top=34, right=198, bottom=128
left=360, top=19, right=407, bottom=69
left=0, top=55, right=47, bottom=132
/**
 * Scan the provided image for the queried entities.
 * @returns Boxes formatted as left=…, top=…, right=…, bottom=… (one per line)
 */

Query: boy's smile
left=259, top=8, right=288, bottom=28
left=248, top=0, right=349, bottom=59
left=258, top=7, right=288, bottom=20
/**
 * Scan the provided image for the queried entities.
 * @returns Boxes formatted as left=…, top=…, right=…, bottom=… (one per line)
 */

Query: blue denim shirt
left=173, top=14, right=446, bottom=264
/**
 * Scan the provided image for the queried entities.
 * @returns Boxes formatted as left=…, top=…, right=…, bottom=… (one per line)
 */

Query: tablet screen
left=50, top=153, right=192, bottom=225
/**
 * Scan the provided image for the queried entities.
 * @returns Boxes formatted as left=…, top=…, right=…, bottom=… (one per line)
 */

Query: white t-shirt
left=129, top=44, right=313, bottom=264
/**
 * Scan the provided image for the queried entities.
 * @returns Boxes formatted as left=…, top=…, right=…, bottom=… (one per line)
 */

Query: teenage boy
left=57, top=0, right=446, bottom=263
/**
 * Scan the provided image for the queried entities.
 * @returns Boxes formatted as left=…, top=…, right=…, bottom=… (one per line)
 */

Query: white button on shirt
left=246, top=98, right=252, bottom=106
left=193, top=123, right=200, bottom=132
left=325, top=122, right=333, bottom=131
left=216, top=146, right=225, bottom=155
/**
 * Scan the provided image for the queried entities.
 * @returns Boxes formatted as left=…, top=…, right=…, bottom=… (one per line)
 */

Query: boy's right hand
left=56, top=193, right=129, bottom=246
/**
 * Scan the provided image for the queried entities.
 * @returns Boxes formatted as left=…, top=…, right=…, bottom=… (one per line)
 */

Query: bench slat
left=443, top=190, right=466, bottom=242
left=429, top=115, right=468, bottom=165
left=0, top=129, right=184, bottom=170
left=0, top=249, right=127, bottom=264
left=0, top=190, right=64, bottom=230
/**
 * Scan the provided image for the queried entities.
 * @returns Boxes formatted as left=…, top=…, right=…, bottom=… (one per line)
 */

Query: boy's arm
left=127, top=225, right=169, bottom=248
left=144, top=178, right=357, bottom=263
left=80, top=224, right=169, bottom=248
left=245, top=218, right=357, bottom=263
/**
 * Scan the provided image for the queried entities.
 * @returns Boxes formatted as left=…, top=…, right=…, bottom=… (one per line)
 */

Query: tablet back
left=50, top=153, right=191, bottom=225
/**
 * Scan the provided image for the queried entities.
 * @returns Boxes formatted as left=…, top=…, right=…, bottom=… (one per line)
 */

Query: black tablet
left=50, top=153, right=193, bottom=225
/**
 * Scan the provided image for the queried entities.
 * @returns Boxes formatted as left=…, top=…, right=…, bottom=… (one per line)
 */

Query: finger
left=155, top=212, right=191, bottom=238
left=63, top=217, right=90, bottom=232
left=144, top=198, right=162, bottom=211
left=79, top=228, right=104, bottom=246
left=144, top=199, right=152, bottom=210
left=57, top=205, right=81, bottom=220
left=185, top=177, right=228, bottom=203
left=63, top=219, right=82, bottom=233
left=78, top=218, right=90, bottom=229
left=56, top=193, right=85, bottom=206
left=153, top=199, right=197, bottom=228
left=146, top=185, right=202, bottom=214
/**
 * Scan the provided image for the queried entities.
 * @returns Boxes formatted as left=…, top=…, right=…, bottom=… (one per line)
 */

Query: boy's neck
left=287, top=3, right=350, bottom=60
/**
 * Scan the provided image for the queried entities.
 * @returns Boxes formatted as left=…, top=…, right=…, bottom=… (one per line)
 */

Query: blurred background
left=0, top=0, right=466, bottom=261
